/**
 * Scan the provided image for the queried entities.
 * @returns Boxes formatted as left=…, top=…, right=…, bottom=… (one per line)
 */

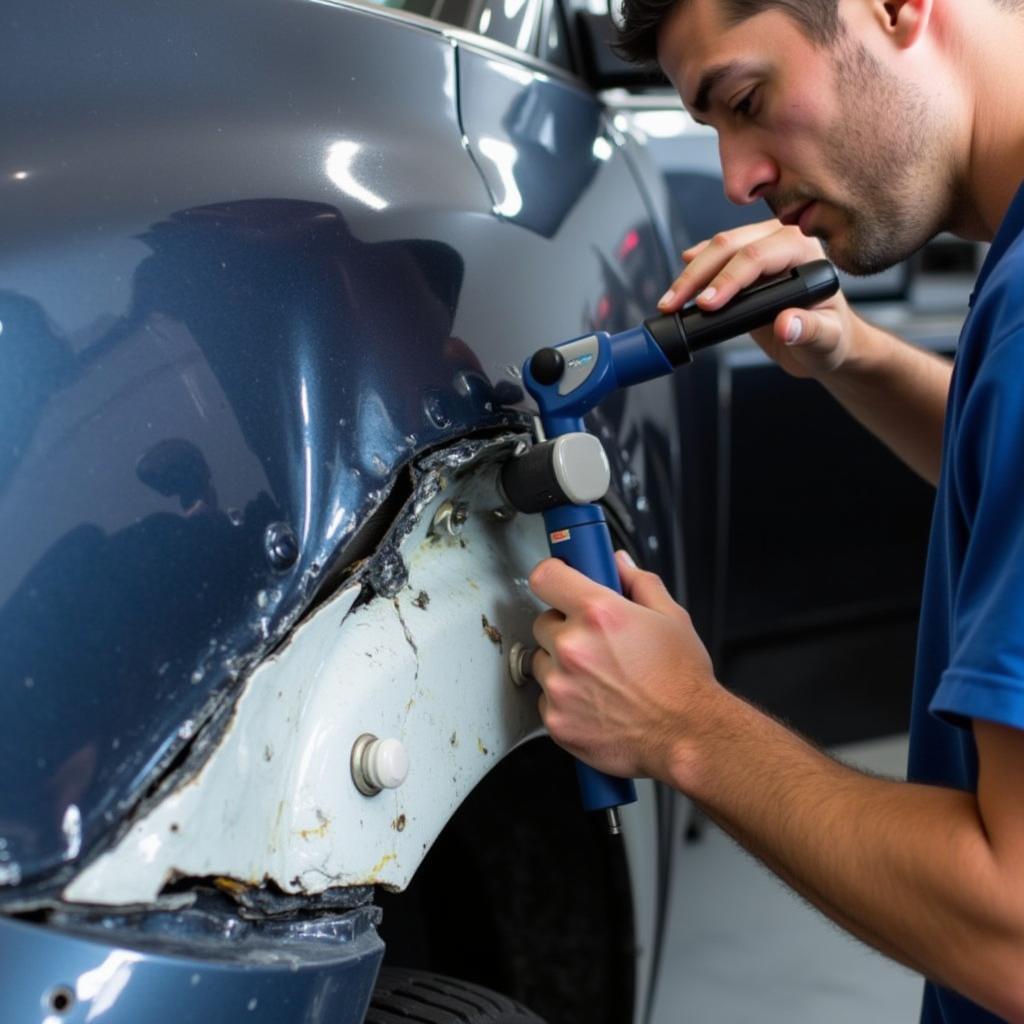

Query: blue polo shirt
left=909, top=180, right=1024, bottom=1023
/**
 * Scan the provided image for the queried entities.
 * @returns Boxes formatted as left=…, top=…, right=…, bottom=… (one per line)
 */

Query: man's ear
left=874, top=0, right=932, bottom=48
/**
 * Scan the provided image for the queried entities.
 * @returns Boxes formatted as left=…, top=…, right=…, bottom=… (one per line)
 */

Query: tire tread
left=366, top=968, right=546, bottom=1024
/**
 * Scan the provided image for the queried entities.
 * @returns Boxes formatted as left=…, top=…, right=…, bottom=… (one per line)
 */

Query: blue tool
left=502, top=260, right=840, bottom=834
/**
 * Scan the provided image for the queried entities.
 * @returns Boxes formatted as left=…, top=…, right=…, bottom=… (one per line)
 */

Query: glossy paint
left=0, top=907, right=382, bottom=1024
left=1, top=0, right=679, bottom=908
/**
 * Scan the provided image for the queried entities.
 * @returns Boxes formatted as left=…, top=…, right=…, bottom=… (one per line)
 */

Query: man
left=526, top=1, right=1024, bottom=1020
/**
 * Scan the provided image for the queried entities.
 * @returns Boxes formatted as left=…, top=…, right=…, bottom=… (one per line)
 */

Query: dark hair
left=616, top=0, right=843, bottom=65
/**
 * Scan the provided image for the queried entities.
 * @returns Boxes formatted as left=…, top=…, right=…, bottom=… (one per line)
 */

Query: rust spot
left=295, top=808, right=330, bottom=841
left=169, top=823, right=179, bottom=833
left=412, top=590, right=430, bottom=610
left=214, top=877, right=247, bottom=895
left=370, top=852, right=397, bottom=875
left=481, top=614, right=503, bottom=650
left=392, top=815, right=407, bottom=832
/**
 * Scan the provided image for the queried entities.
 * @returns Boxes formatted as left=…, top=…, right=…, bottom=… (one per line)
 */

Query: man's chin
left=820, top=233, right=903, bottom=278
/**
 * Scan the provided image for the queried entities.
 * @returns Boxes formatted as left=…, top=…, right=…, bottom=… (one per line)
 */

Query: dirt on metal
left=481, top=614, right=503, bottom=651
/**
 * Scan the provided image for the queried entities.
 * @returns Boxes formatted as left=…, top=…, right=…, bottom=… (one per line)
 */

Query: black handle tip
left=530, top=347, right=565, bottom=386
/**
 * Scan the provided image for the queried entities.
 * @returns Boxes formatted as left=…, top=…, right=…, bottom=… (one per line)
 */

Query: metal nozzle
left=605, top=806, right=623, bottom=836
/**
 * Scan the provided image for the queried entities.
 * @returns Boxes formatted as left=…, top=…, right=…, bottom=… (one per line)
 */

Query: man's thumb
left=615, top=550, right=677, bottom=614
left=778, top=308, right=840, bottom=349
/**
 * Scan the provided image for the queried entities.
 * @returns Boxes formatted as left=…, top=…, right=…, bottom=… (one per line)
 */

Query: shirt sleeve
left=931, top=326, right=1024, bottom=731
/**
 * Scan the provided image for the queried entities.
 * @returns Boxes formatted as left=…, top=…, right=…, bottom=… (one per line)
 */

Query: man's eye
left=731, top=87, right=759, bottom=118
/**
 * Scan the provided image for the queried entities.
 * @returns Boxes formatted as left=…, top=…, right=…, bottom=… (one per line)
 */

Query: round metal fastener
left=264, top=521, right=299, bottom=571
left=508, top=642, right=537, bottom=688
left=431, top=500, right=469, bottom=537
left=351, top=734, right=410, bottom=797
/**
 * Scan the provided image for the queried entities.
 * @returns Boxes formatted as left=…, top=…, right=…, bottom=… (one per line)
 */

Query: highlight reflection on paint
left=325, top=141, right=388, bottom=211
left=478, top=137, right=523, bottom=218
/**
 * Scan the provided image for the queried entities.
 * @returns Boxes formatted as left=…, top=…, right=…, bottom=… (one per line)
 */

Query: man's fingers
left=529, top=557, right=604, bottom=615
left=615, top=550, right=679, bottom=615
left=692, top=228, right=823, bottom=311
left=532, top=609, right=563, bottom=654
left=660, top=221, right=829, bottom=314
left=774, top=307, right=843, bottom=359
left=682, top=239, right=710, bottom=261
left=531, top=646, right=554, bottom=686
left=659, top=220, right=785, bottom=312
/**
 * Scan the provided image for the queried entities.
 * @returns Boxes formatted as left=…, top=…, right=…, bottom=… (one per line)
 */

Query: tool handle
left=643, top=259, right=840, bottom=367
left=541, top=505, right=638, bottom=813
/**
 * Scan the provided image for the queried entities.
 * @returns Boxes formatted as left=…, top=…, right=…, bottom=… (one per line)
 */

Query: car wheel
left=367, top=967, right=547, bottom=1023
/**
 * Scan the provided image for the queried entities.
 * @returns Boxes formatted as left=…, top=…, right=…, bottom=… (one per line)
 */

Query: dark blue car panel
left=0, top=907, right=383, bottom=1023
left=0, top=0, right=677, bottom=903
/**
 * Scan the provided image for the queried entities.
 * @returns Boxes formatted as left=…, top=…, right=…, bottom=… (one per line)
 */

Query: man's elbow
left=959, top=936, right=1024, bottom=1022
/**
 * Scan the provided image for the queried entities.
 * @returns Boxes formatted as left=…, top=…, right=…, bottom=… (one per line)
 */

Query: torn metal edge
left=8, top=431, right=530, bottom=915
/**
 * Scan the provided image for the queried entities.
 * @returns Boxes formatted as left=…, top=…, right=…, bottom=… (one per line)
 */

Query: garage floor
left=649, top=733, right=923, bottom=1024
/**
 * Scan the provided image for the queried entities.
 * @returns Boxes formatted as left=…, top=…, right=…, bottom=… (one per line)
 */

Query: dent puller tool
left=501, top=260, right=840, bottom=835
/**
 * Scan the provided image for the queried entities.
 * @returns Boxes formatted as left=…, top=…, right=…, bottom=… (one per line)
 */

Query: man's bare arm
left=530, top=556, right=1024, bottom=1022
left=815, top=318, right=951, bottom=484
left=674, top=697, right=1024, bottom=1020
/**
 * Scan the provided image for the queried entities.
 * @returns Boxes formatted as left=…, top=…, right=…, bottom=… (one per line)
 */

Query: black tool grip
left=643, top=259, right=840, bottom=367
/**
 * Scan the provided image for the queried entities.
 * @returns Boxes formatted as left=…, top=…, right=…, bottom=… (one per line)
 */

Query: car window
left=538, top=0, right=574, bottom=71
left=367, top=0, right=544, bottom=53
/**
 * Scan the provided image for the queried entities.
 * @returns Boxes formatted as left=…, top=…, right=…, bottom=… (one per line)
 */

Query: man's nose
left=719, top=135, right=778, bottom=206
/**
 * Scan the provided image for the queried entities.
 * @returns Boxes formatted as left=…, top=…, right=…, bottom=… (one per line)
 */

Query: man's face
left=657, top=0, right=953, bottom=275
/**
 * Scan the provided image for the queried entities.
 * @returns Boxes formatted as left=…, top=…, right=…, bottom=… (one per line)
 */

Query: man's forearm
left=670, top=691, right=1024, bottom=1020
left=821, top=320, right=952, bottom=485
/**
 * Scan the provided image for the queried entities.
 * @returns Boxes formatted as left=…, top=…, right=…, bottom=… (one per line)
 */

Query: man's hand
left=658, top=219, right=861, bottom=379
left=658, top=218, right=951, bottom=484
left=528, top=549, right=720, bottom=781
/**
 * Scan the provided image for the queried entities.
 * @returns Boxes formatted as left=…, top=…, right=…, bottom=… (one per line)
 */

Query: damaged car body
left=1, top=0, right=684, bottom=1021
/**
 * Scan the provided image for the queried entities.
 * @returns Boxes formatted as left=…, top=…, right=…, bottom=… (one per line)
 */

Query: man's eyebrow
left=692, top=60, right=759, bottom=113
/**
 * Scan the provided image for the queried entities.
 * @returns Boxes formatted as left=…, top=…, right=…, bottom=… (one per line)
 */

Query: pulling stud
left=351, top=734, right=410, bottom=796
left=508, top=642, right=537, bottom=687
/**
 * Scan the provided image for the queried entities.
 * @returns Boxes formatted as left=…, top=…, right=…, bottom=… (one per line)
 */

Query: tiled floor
left=649, top=734, right=924, bottom=1024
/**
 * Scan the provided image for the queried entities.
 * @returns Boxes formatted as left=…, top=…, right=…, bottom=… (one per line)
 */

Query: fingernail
left=697, top=287, right=717, bottom=304
left=659, top=289, right=675, bottom=308
left=617, top=549, right=636, bottom=568
left=785, top=318, right=803, bottom=345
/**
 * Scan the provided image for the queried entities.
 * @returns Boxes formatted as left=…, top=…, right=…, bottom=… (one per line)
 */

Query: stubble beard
left=808, top=39, right=954, bottom=276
